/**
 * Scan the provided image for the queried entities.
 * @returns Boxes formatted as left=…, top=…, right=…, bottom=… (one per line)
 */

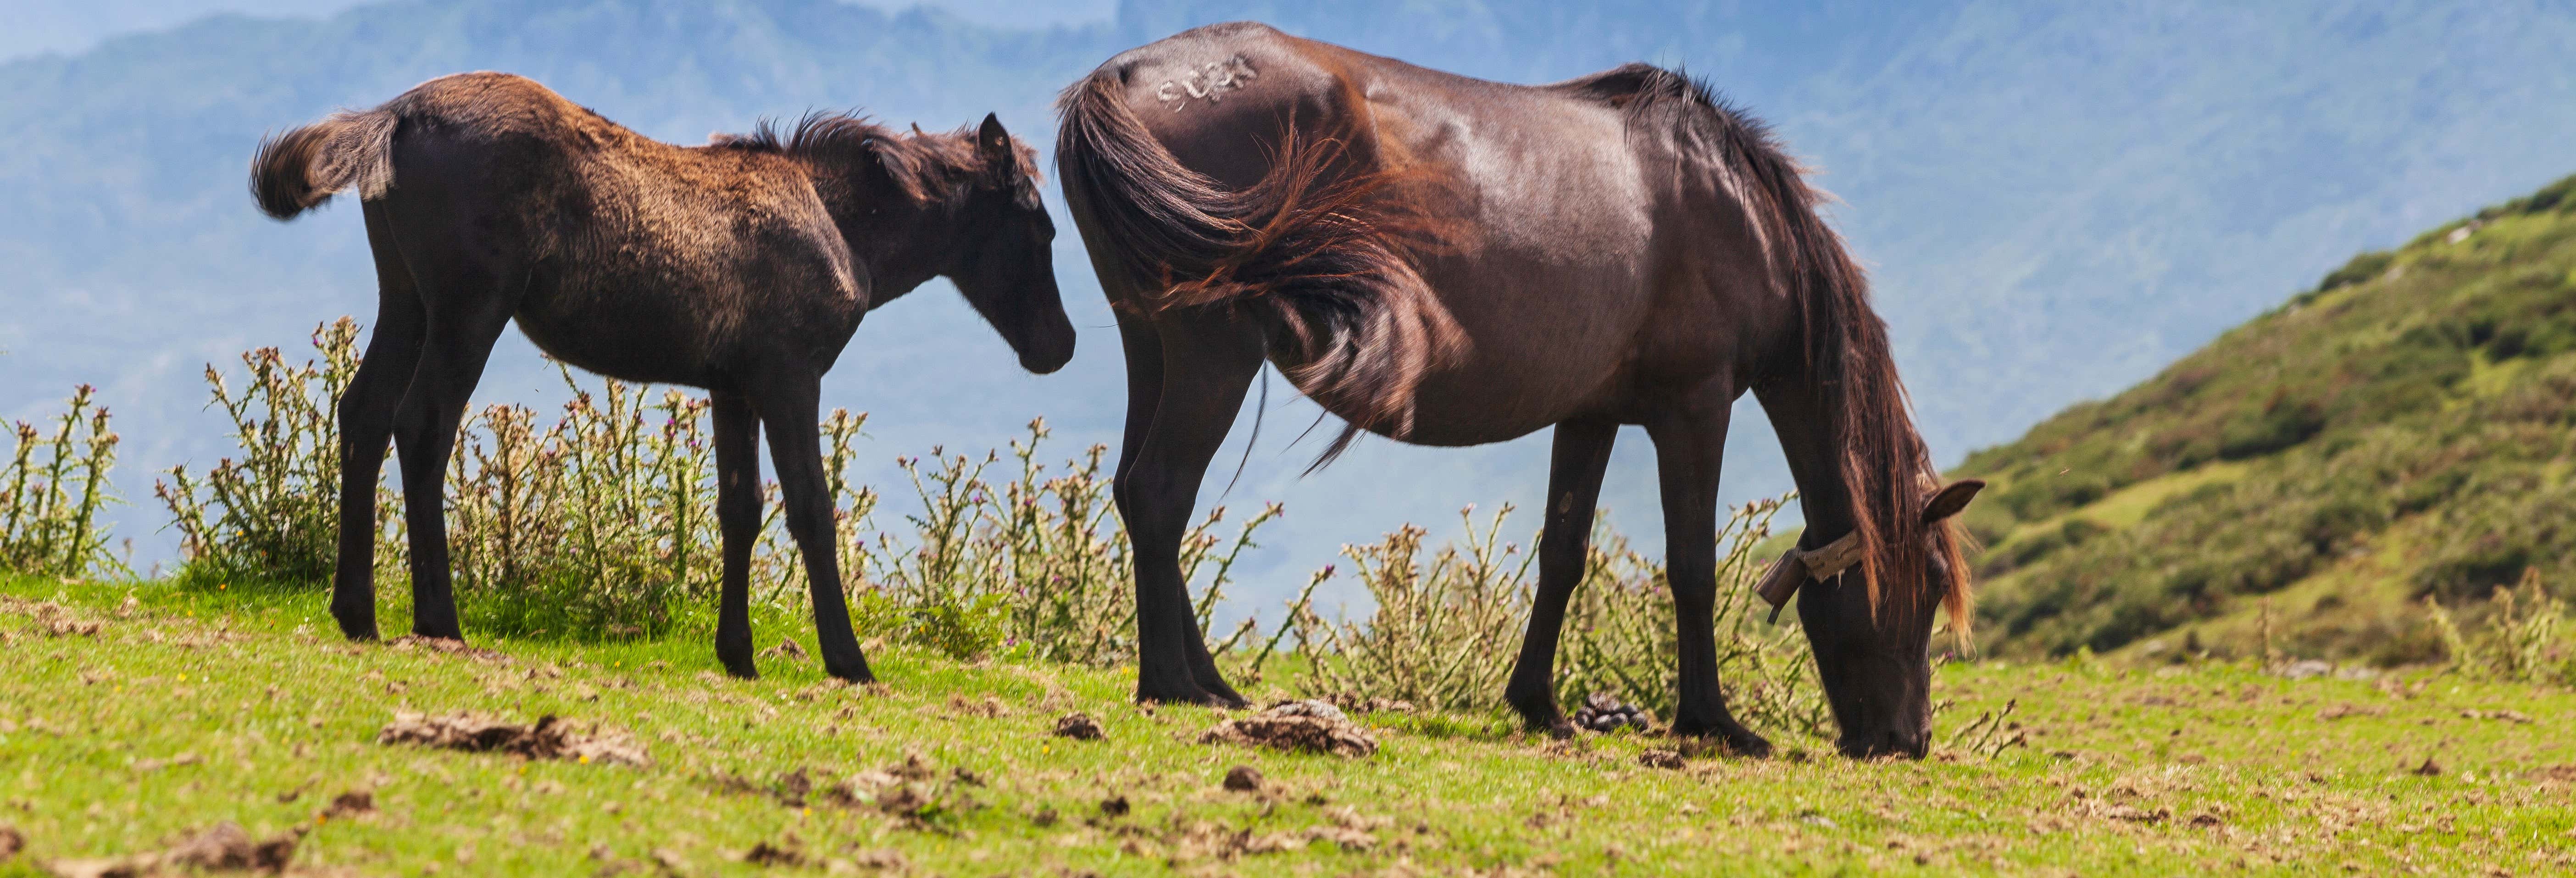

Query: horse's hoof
left=1136, top=684, right=1233, bottom=708
left=1724, top=728, right=1774, bottom=759
left=1546, top=720, right=1577, bottom=740
left=824, top=663, right=874, bottom=685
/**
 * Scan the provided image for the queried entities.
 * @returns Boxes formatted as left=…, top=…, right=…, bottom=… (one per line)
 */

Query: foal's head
left=722, top=111, right=1076, bottom=374
left=944, top=114, right=1076, bottom=374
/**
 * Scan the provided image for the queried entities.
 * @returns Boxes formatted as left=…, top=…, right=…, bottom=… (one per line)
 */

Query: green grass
left=6, top=574, right=2575, bottom=875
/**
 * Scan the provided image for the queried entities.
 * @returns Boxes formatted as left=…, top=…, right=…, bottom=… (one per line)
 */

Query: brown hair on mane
left=1593, top=65, right=1973, bottom=638
left=712, top=111, right=1041, bottom=204
left=1054, top=73, right=1464, bottom=465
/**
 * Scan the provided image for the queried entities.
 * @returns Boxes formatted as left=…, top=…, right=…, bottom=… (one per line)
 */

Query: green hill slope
left=1955, top=174, right=2576, bottom=663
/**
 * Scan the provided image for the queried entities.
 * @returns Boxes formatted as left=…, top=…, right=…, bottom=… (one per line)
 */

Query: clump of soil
left=1222, top=765, right=1263, bottom=791
left=1200, top=700, right=1377, bottom=758
left=47, top=822, right=299, bottom=877
left=376, top=712, right=650, bottom=767
left=1636, top=749, right=1688, bottom=770
left=1053, top=712, right=1104, bottom=740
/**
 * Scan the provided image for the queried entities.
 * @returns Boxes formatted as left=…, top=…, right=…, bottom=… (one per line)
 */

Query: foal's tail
left=1053, top=70, right=1463, bottom=460
left=250, top=108, right=400, bottom=220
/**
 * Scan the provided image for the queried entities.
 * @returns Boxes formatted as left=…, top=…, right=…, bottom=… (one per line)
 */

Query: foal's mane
left=1572, top=65, right=1974, bottom=638
left=711, top=111, right=1040, bottom=204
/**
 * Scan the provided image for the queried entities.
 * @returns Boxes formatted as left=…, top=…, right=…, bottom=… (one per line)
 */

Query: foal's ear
left=977, top=113, right=1020, bottom=178
left=1920, top=478, right=1985, bottom=524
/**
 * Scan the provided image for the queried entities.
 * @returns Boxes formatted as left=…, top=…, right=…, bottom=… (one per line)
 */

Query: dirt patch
left=1222, top=765, right=1263, bottom=791
left=758, top=639, right=807, bottom=661
left=1053, top=712, right=1104, bottom=740
left=319, top=790, right=374, bottom=822
left=0, top=825, right=20, bottom=861
left=376, top=712, right=650, bottom=767
left=2316, top=703, right=2386, bottom=721
left=47, top=822, right=300, bottom=877
left=739, top=838, right=808, bottom=867
left=1200, top=701, right=1378, bottom=758
left=1637, top=749, right=1688, bottom=770
left=2461, top=709, right=2534, bottom=724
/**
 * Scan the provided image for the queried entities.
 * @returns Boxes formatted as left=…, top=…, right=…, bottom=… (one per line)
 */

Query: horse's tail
left=250, top=108, right=400, bottom=220
left=1053, top=70, right=1463, bottom=461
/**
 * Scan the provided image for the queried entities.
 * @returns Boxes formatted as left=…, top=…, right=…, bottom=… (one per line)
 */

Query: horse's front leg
left=1646, top=391, right=1771, bottom=757
left=1115, top=314, right=1261, bottom=708
left=329, top=200, right=427, bottom=640
left=1501, top=417, right=1618, bottom=737
left=754, top=376, right=873, bottom=683
left=710, top=390, right=763, bottom=679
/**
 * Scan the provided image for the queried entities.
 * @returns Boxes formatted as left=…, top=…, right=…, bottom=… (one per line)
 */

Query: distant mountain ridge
left=4, top=0, right=2574, bottom=619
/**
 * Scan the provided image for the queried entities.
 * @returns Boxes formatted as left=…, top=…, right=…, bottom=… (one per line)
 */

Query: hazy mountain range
left=4, top=0, right=2571, bottom=620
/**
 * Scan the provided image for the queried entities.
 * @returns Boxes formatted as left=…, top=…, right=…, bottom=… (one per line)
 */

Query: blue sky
left=0, top=0, right=1117, bottom=60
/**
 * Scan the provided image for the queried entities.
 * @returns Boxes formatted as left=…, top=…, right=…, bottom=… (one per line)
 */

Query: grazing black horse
left=1058, top=23, right=1981, bottom=757
left=251, top=72, right=1073, bottom=682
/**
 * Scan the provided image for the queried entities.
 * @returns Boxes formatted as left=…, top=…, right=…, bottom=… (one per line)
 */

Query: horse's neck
left=1755, top=377, right=1863, bottom=545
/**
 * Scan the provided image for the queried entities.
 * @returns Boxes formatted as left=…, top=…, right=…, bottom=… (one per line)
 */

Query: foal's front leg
left=1646, top=399, right=1771, bottom=757
left=711, top=391, right=763, bottom=678
left=755, top=378, right=873, bottom=683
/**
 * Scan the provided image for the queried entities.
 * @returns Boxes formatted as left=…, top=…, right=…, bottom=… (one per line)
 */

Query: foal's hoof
left=721, top=661, right=759, bottom=681
left=824, top=663, right=875, bottom=685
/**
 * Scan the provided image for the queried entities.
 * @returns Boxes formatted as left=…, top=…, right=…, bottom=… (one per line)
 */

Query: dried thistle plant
left=2, top=384, right=123, bottom=578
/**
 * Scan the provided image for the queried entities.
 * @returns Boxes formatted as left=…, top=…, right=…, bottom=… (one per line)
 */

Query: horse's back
left=1090, top=26, right=1699, bottom=440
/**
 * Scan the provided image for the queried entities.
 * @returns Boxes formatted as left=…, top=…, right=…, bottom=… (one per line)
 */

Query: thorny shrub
left=2426, top=567, right=2576, bottom=686
left=1270, top=497, right=1834, bottom=739
left=158, top=318, right=392, bottom=589
left=1, top=384, right=122, bottom=578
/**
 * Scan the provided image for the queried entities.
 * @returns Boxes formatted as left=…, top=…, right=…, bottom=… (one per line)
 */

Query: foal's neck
left=822, top=189, right=960, bottom=308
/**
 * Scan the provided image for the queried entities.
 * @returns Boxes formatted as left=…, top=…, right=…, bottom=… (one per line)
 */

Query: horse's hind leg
left=1116, top=314, right=1261, bottom=708
left=329, top=200, right=428, bottom=640
left=1646, top=393, right=1772, bottom=757
left=387, top=251, right=521, bottom=641
left=710, top=390, right=763, bottom=679
left=752, top=376, right=873, bottom=683
left=1501, top=417, right=1618, bottom=736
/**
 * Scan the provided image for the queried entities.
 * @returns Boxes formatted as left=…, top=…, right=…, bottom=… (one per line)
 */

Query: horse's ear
left=1920, top=478, right=1984, bottom=524
left=977, top=113, right=1019, bottom=178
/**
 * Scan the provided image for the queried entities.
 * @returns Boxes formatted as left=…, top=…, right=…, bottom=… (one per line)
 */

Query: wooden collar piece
left=1754, top=531, right=1864, bottom=623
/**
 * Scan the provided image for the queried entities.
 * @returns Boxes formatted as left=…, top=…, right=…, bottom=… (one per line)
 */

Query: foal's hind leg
left=1116, top=315, right=1261, bottom=708
left=328, top=200, right=428, bottom=640
left=1645, top=395, right=1772, bottom=757
left=710, top=391, right=763, bottom=679
left=1502, top=418, right=1618, bottom=737
left=752, top=377, right=873, bottom=683
left=388, top=257, right=521, bottom=641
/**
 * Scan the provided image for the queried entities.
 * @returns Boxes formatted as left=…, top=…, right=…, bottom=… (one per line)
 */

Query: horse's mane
left=712, top=111, right=1040, bottom=204
left=1572, top=64, right=1974, bottom=639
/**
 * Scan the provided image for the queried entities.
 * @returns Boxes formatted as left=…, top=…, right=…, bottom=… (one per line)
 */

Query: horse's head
left=1788, top=478, right=1982, bottom=759
left=947, top=114, right=1076, bottom=374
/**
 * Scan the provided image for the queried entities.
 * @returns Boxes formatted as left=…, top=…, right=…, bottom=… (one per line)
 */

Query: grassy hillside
left=1955, top=174, right=2576, bottom=663
left=8, top=573, right=2576, bottom=875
